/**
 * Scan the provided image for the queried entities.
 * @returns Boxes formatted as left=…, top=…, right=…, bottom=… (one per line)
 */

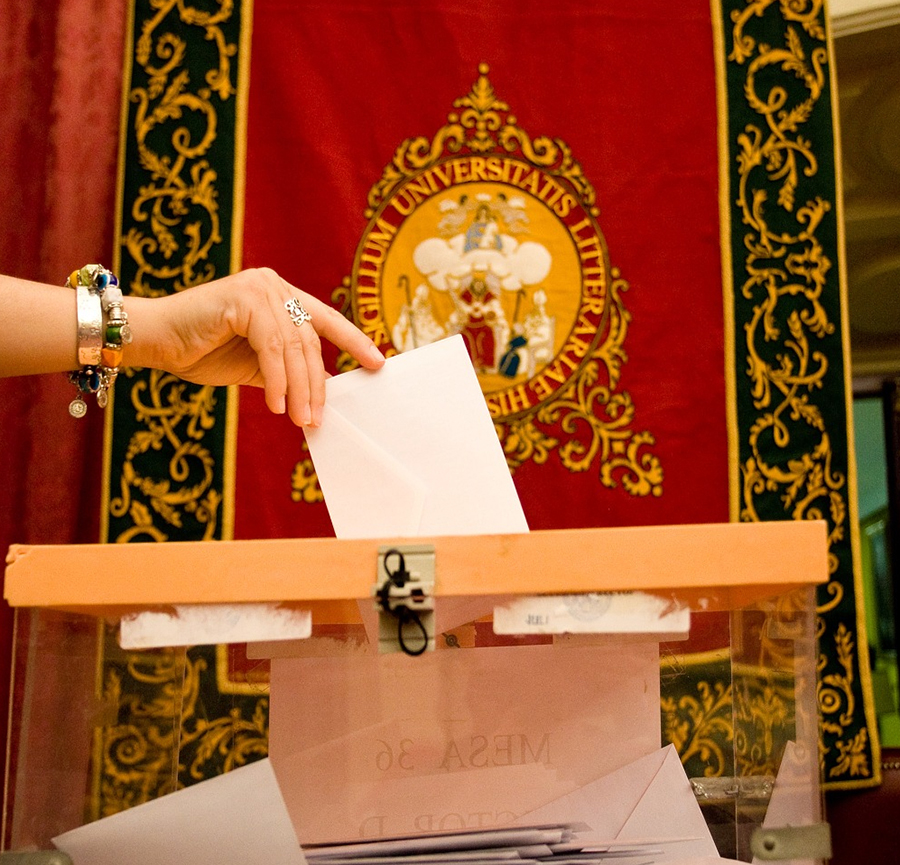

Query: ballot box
left=3, top=521, right=830, bottom=864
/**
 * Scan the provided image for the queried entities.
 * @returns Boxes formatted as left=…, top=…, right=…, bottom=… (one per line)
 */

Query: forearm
left=0, top=275, right=79, bottom=376
left=0, top=273, right=168, bottom=378
left=0, top=266, right=384, bottom=426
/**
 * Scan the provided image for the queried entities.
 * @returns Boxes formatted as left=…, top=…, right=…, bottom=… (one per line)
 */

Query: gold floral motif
left=831, top=727, right=871, bottom=779
left=94, top=639, right=268, bottom=819
left=97, top=0, right=250, bottom=815
left=725, top=0, right=871, bottom=783
left=535, top=271, right=660, bottom=492
left=123, top=0, right=234, bottom=297
left=818, top=623, right=857, bottom=738
left=110, top=369, right=222, bottom=542
left=366, top=63, right=598, bottom=222
left=661, top=678, right=734, bottom=779
left=733, top=678, right=793, bottom=776
left=489, top=267, right=661, bottom=495
left=110, top=0, right=240, bottom=542
left=729, top=0, right=826, bottom=64
left=661, top=656, right=798, bottom=781
left=453, top=65, right=508, bottom=153
left=96, top=655, right=184, bottom=815
left=499, top=415, right=559, bottom=468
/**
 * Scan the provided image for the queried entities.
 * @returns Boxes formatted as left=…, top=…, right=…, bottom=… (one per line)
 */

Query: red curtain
left=0, top=0, right=127, bottom=797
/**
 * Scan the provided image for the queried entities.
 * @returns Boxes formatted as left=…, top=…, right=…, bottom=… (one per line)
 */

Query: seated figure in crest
left=449, top=270, right=509, bottom=374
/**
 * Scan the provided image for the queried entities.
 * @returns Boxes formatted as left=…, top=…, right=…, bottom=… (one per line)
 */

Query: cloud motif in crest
left=413, top=233, right=552, bottom=292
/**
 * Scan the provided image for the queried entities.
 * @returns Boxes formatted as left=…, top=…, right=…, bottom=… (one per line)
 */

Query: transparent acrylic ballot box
left=3, top=521, right=830, bottom=863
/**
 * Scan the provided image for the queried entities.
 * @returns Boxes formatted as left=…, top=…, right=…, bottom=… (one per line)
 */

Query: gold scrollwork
left=730, top=0, right=826, bottom=64
left=291, top=441, right=325, bottom=505
left=517, top=270, right=662, bottom=494
left=124, top=0, right=235, bottom=297
left=97, top=0, right=256, bottom=817
left=366, top=63, right=598, bottom=219
left=818, top=622, right=857, bottom=735
left=726, top=1, right=868, bottom=781
left=662, top=676, right=734, bottom=778
left=661, top=649, right=798, bottom=781
left=110, top=368, right=222, bottom=542
left=94, top=639, right=268, bottom=819
left=734, top=679, right=793, bottom=776
left=111, top=0, right=240, bottom=542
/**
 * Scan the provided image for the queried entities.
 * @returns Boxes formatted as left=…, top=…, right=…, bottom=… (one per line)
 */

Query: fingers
left=281, top=297, right=326, bottom=426
left=308, top=301, right=386, bottom=371
left=247, top=269, right=383, bottom=427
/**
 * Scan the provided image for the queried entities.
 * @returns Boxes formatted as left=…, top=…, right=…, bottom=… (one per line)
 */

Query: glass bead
left=77, top=367, right=101, bottom=393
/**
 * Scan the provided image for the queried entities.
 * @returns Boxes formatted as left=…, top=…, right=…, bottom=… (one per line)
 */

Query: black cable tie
left=378, top=548, right=430, bottom=655
left=396, top=605, right=430, bottom=656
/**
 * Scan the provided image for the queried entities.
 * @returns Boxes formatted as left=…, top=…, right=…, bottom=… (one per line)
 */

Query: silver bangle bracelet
left=75, top=282, right=103, bottom=366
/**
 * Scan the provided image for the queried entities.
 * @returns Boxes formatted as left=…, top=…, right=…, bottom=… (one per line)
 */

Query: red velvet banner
left=236, top=0, right=728, bottom=540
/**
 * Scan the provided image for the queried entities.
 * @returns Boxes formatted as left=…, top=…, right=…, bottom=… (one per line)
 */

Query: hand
left=135, top=268, right=385, bottom=426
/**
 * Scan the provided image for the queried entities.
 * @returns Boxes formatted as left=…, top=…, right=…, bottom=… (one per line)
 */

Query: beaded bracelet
left=66, top=264, right=131, bottom=418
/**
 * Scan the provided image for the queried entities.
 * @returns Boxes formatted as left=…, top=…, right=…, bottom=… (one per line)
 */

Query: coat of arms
left=308, top=65, right=661, bottom=498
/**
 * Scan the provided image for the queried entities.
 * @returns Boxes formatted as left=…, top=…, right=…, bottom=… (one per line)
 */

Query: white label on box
left=492, top=592, right=690, bottom=636
left=119, top=603, right=312, bottom=649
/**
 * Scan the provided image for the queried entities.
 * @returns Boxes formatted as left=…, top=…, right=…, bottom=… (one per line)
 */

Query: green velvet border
left=715, top=0, right=879, bottom=787
left=104, top=0, right=246, bottom=544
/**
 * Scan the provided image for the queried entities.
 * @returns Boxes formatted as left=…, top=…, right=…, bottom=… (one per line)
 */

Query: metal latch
left=374, top=545, right=435, bottom=656
left=750, top=823, right=832, bottom=861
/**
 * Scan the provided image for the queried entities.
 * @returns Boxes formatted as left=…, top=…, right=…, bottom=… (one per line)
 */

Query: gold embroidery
left=123, top=1, right=235, bottom=297
left=724, top=1, right=873, bottom=781
left=291, top=441, right=325, bottom=505
left=97, top=0, right=252, bottom=816
left=110, top=1, right=240, bottom=542
left=110, top=369, right=222, bottom=542
left=662, top=678, right=734, bottom=778
left=94, top=640, right=268, bottom=818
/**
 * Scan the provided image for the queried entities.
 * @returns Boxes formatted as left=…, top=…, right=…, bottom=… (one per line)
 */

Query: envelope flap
left=617, top=745, right=718, bottom=859
left=306, top=403, right=427, bottom=539
left=514, top=746, right=663, bottom=838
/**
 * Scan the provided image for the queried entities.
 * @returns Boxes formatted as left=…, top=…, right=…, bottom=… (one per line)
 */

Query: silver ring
left=284, top=297, right=311, bottom=327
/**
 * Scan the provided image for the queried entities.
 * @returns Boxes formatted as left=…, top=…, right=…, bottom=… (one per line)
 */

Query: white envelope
left=305, top=335, right=529, bottom=539
left=52, top=758, right=305, bottom=865
left=516, top=745, right=719, bottom=861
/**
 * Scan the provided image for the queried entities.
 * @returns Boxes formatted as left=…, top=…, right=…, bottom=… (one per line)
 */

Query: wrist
left=123, top=295, right=172, bottom=371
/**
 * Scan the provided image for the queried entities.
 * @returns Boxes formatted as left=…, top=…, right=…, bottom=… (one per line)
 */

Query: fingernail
left=302, top=405, right=312, bottom=426
left=275, top=396, right=286, bottom=414
left=369, top=345, right=385, bottom=365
